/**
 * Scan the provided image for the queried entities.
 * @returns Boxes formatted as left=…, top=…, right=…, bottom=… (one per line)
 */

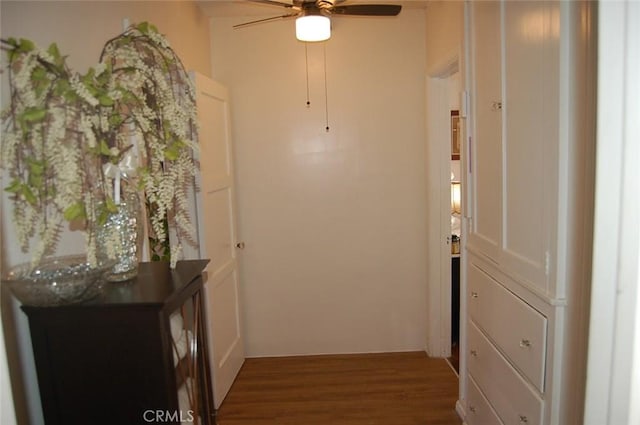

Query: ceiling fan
left=233, top=0, right=402, bottom=41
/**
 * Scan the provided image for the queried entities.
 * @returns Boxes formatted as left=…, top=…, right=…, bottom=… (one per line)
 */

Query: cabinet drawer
left=468, top=321, right=543, bottom=425
left=467, top=375, right=504, bottom=425
left=469, top=263, right=547, bottom=392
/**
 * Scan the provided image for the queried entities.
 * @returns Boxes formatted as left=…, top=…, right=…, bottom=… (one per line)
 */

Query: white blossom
left=2, top=23, right=199, bottom=268
left=70, top=75, right=99, bottom=107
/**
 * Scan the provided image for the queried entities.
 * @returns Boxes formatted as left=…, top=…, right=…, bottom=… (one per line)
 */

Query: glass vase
left=97, top=192, right=144, bottom=282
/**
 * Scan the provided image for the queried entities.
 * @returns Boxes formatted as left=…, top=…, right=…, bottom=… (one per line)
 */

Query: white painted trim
left=584, top=1, right=640, bottom=424
left=425, top=74, right=448, bottom=357
left=458, top=0, right=473, bottom=413
left=455, top=399, right=466, bottom=422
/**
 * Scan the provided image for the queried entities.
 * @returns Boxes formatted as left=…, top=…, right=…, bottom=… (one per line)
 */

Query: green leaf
left=96, top=68, right=111, bottom=85
left=119, top=35, right=132, bottom=45
left=97, top=208, right=110, bottom=226
left=28, top=173, right=43, bottom=189
left=108, top=114, right=123, bottom=128
left=31, top=67, right=50, bottom=97
left=47, top=43, right=64, bottom=66
left=105, top=196, right=118, bottom=213
left=5, top=38, right=19, bottom=62
left=63, top=202, right=86, bottom=221
left=31, top=67, right=47, bottom=81
left=54, top=78, right=71, bottom=97
left=98, top=94, right=114, bottom=106
left=22, top=185, right=37, bottom=205
left=119, top=89, right=137, bottom=104
left=27, top=158, right=45, bottom=176
left=19, top=118, right=28, bottom=134
left=137, top=22, right=150, bottom=34
left=27, top=159, right=45, bottom=189
left=84, top=67, right=95, bottom=81
left=96, top=197, right=119, bottom=225
left=62, top=85, right=78, bottom=102
left=4, top=179, right=22, bottom=194
left=47, top=43, right=60, bottom=58
left=164, top=144, right=180, bottom=161
left=99, top=140, right=112, bottom=156
left=22, top=107, right=47, bottom=123
left=18, top=38, right=35, bottom=53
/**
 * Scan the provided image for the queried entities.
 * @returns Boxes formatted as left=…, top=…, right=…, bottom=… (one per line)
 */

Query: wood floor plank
left=216, top=351, right=462, bottom=425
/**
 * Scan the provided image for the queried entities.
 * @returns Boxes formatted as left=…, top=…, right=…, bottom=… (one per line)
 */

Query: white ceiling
left=197, top=0, right=429, bottom=17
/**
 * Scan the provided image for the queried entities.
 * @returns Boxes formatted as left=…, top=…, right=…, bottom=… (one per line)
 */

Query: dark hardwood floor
left=216, top=351, right=462, bottom=425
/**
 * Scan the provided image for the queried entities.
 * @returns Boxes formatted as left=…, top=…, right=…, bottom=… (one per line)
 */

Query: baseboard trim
left=456, top=399, right=466, bottom=423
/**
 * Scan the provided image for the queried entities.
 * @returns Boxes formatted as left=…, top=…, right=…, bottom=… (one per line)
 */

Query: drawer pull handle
left=470, top=349, right=478, bottom=357
left=519, top=415, right=529, bottom=423
left=519, top=339, right=531, bottom=348
left=469, top=406, right=477, bottom=413
left=471, top=291, right=479, bottom=299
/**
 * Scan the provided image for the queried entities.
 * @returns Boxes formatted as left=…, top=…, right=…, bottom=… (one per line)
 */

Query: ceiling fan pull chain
left=305, top=43, right=311, bottom=107
left=323, top=42, right=330, bottom=132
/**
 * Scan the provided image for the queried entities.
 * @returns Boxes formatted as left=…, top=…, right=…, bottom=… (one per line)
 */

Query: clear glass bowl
left=2, top=255, right=114, bottom=306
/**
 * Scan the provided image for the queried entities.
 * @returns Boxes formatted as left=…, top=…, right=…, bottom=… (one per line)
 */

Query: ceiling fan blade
left=331, top=4, right=401, bottom=16
left=245, top=0, right=296, bottom=9
left=233, top=13, right=299, bottom=29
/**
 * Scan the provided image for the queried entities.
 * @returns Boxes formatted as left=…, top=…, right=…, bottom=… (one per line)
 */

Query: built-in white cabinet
left=467, top=0, right=558, bottom=298
left=463, top=1, right=596, bottom=424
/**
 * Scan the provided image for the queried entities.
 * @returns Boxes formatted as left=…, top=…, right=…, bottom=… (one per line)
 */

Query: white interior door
left=192, top=72, right=245, bottom=409
left=426, top=62, right=460, bottom=358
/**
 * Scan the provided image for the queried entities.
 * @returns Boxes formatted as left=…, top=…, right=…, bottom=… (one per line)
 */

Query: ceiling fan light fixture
left=296, top=14, right=331, bottom=42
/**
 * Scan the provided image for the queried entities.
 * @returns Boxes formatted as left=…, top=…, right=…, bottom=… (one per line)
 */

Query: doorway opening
left=425, top=56, right=462, bottom=373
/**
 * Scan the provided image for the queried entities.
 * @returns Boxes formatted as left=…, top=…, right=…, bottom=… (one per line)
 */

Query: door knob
left=236, top=242, right=245, bottom=249
left=519, top=339, right=531, bottom=348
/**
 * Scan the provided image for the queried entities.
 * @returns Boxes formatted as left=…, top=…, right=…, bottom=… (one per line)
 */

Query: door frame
left=425, top=54, right=460, bottom=358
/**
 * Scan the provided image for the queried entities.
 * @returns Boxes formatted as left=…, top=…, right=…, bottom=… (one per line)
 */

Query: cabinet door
left=468, top=0, right=559, bottom=295
left=467, top=0, right=503, bottom=261
left=501, top=0, right=559, bottom=294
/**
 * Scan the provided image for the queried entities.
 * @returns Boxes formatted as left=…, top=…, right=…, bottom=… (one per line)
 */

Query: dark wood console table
left=21, top=260, right=215, bottom=425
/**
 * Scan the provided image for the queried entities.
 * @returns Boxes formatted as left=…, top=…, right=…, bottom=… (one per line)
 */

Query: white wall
left=425, top=1, right=464, bottom=73
left=211, top=11, right=428, bottom=356
left=584, top=1, right=640, bottom=423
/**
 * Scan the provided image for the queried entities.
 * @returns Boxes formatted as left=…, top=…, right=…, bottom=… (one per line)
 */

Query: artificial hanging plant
left=1, top=22, right=198, bottom=268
